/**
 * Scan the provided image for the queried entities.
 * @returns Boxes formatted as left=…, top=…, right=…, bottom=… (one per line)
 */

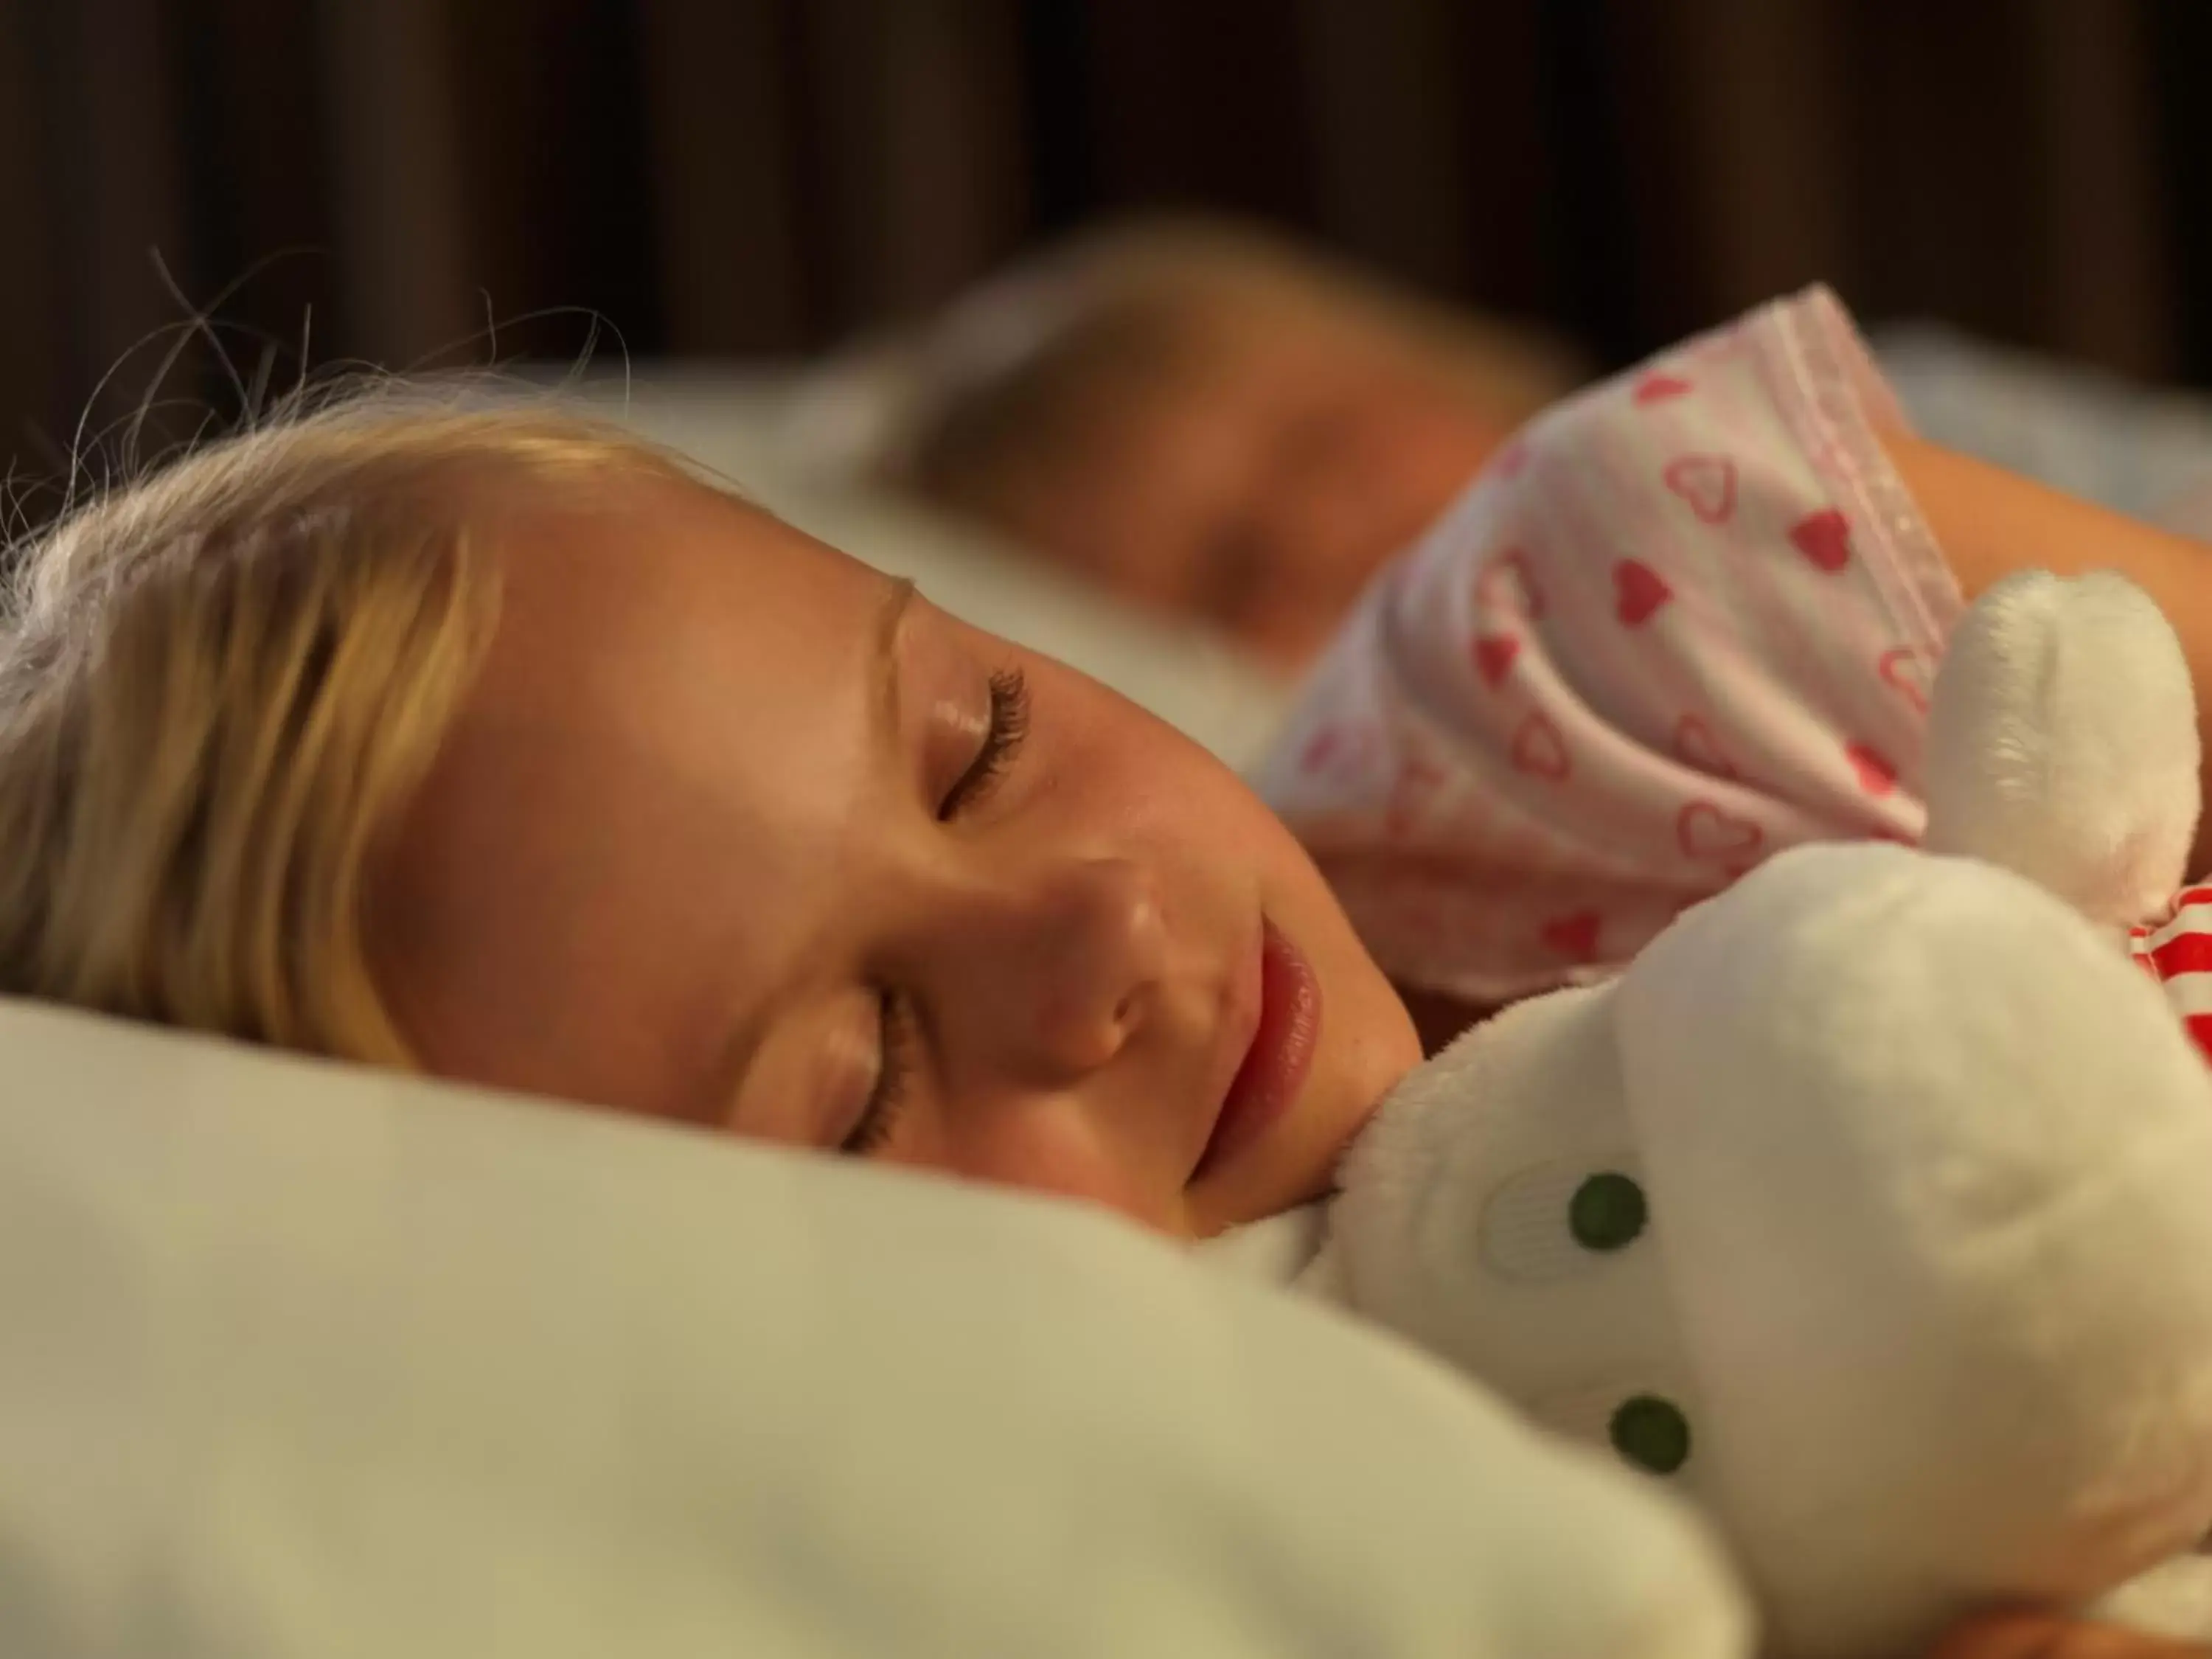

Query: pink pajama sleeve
left=1257, top=287, right=1965, bottom=1004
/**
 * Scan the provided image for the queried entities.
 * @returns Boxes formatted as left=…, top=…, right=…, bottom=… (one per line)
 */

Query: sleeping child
left=4, top=288, right=2210, bottom=1657
left=867, top=217, right=2212, bottom=687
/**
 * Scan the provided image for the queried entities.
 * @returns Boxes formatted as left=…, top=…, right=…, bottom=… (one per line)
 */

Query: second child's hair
left=0, top=392, right=683, bottom=1064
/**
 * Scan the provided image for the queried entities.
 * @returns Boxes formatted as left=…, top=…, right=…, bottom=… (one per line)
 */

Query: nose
left=933, top=852, right=1173, bottom=1083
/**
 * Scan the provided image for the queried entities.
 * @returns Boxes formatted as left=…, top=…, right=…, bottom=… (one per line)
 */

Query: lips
left=1194, top=919, right=1321, bottom=1181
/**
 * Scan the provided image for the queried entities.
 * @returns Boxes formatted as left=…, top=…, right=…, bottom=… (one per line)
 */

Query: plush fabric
left=1308, top=571, right=2212, bottom=1658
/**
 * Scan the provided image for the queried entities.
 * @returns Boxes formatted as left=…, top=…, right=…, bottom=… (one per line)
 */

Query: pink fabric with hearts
left=1256, top=286, right=1964, bottom=1004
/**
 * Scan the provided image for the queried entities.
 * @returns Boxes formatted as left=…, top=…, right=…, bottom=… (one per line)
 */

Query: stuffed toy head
left=1310, top=572, right=2212, bottom=1659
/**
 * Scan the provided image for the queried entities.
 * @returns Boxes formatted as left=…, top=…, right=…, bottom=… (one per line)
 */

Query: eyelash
left=841, top=990, right=916, bottom=1157
left=936, top=668, right=1029, bottom=821
left=839, top=667, right=1030, bottom=1157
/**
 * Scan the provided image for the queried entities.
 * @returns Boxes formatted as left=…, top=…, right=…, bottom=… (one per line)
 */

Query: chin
left=1294, top=981, right=1419, bottom=1177
left=1281, top=1068, right=1399, bottom=1214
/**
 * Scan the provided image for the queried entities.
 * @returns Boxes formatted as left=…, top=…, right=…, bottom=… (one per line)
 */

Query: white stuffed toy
left=1304, top=571, right=2212, bottom=1659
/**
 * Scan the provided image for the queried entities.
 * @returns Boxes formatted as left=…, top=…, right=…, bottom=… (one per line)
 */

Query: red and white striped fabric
left=2130, top=884, right=2212, bottom=1063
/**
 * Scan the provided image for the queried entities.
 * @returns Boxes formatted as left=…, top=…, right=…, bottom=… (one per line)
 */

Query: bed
left=0, top=367, right=1749, bottom=1659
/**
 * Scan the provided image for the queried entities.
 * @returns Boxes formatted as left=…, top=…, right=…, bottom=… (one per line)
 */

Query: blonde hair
left=862, top=215, right=1589, bottom=509
left=0, top=391, right=681, bottom=1065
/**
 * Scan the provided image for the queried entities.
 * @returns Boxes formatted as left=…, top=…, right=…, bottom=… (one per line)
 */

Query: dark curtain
left=2, top=0, right=2203, bottom=483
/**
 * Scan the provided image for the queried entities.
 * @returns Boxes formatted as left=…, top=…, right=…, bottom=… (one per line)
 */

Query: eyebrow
left=707, top=574, right=918, bottom=1132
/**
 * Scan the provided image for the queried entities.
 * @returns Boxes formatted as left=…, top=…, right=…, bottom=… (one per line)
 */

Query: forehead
left=462, top=470, right=889, bottom=867
left=376, top=469, right=891, bottom=1113
left=483, top=469, right=867, bottom=646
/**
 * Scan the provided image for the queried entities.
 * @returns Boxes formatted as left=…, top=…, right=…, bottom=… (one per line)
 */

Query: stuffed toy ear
left=1612, top=843, right=2212, bottom=1659
left=1924, top=568, right=2200, bottom=925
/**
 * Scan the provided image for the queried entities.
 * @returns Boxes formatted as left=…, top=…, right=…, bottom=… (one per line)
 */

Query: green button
left=1569, top=1172, right=1646, bottom=1251
left=1610, top=1396, right=1691, bottom=1475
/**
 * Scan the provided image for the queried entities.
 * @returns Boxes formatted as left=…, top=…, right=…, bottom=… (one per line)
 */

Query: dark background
left=4, top=0, right=2209, bottom=482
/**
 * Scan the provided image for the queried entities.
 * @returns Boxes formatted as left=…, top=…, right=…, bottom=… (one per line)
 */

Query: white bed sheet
left=0, top=996, right=1749, bottom=1659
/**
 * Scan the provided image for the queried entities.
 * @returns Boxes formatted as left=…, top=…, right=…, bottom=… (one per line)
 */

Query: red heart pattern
left=1662, top=455, right=1737, bottom=524
left=1511, top=712, right=1570, bottom=781
left=1613, top=560, right=1672, bottom=626
left=1677, top=801, right=1764, bottom=860
left=1540, top=911, right=1603, bottom=962
left=1633, top=372, right=1692, bottom=406
left=1845, top=741, right=1897, bottom=796
left=1671, top=715, right=1737, bottom=779
left=1317, top=333, right=1952, bottom=990
left=1788, top=508, right=1851, bottom=572
left=1474, top=634, right=1520, bottom=687
left=1298, top=722, right=1377, bottom=781
left=1877, top=645, right=1934, bottom=714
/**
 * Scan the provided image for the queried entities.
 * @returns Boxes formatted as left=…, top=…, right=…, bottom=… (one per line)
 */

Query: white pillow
left=553, top=367, right=1297, bottom=771
left=0, top=998, right=1750, bottom=1658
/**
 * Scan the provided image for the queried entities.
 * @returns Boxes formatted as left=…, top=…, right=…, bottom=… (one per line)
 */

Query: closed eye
left=938, top=668, right=1029, bottom=819
left=841, top=667, right=1029, bottom=1158
left=839, top=989, right=917, bottom=1157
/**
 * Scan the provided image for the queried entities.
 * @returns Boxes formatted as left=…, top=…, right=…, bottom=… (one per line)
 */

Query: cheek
left=931, top=1112, right=1183, bottom=1234
left=1041, top=673, right=1252, bottom=840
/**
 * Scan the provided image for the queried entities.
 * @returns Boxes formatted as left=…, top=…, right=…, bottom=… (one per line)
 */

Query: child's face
left=375, top=470, right=1422, bottom=1237
left=978, top=298, right=1507, bottom=669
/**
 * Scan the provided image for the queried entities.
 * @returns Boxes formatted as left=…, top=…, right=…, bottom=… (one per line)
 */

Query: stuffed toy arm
left=1923, top=568, right=2201, bottom=925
